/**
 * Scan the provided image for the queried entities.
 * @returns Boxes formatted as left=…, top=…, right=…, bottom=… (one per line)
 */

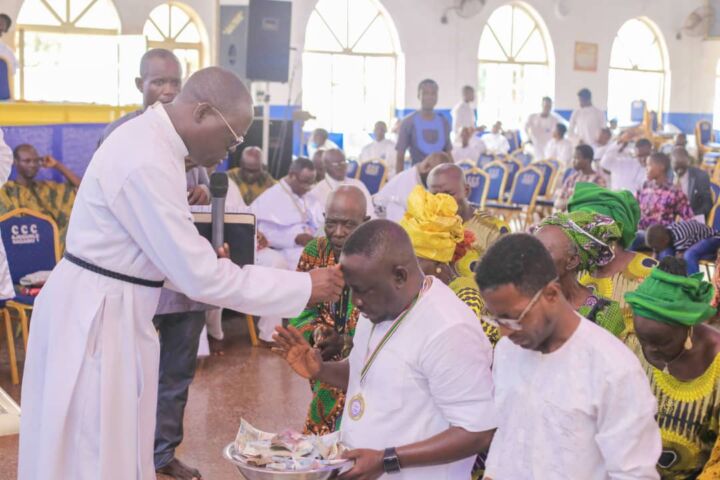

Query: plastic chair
left=532, top=161, right=557, bottom=198
left=513, top=151, right=533, bottom=166
left=347, top=160, right=360, bottom=179
left=503, top=158, right=522, bottom=193
left=358, top=160, right=388, bottom=195
left=504, top=130, right=521, bottom=153
left=0, top=208, right=61, bottom=363
left=488, top=166, right=543, bottom=230
left=465, top=169, right=490, bottom=209
left=457, top=160, right=476, bottom=171
left=482, top=161, right=509, bottom=203
left=478, top=154, right=495, bottom=168
left=630, top=100, right=646, bottom=124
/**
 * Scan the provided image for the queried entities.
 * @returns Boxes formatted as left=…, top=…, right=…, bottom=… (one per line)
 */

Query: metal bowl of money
left=223, top=443, right=352, bottom=480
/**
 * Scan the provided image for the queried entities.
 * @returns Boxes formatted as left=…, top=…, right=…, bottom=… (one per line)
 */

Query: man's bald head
left=139, top=49, right=180, bottom=78
left=167, top=67, right=254, bottom=168
left=324, top=186, right=369, bottom=257
left=341, top=220, right=423, bottom=323
left=427, top=163, right=469, bottom=208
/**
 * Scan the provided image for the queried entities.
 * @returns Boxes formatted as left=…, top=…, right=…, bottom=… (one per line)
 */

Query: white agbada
left=18, top=104, right=312, bottom=480
left=310, top=173, right=374, bottom=217
left=568, top=105, right=606, bottom=146
left=359, top=138, right=397, bottom=177
left=525, top=112, right=561, bottom=159
left=0, top=128, right=14, bottom=299
left=600, top=142, right=646, bottom=193
left=341, top=278, right=497, bottom=480
left=486, top=317, right=661, bottom=480
left=251, top=179, right=324, bottom=267
left=451, top=101, right=476, bottom=137
left=544, top=137, right=574, bottom=167
left=372, top=166, right=421, bottom=222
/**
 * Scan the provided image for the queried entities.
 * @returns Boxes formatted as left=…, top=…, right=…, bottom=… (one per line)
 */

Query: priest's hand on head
left=272, top=326, right=322, bottom=379
left=308, top=264, right=344, bottom=305
left=339, top=449, right=384, bottom=480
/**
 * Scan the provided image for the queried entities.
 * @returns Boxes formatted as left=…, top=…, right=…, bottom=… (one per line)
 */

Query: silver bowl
left=223, top=443, right=352, bottom=480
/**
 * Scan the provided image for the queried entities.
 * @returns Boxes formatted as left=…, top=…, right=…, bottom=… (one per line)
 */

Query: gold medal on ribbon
left=348, top=393, right=365, bottom=421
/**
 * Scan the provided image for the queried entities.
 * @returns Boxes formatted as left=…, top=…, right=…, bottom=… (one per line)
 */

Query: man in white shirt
left=373, top=152, right=451, bottom=222
left=544, top=123, right=574, bottom=166
left=252, top=157, right=324, bottom=267
left=476, top=233, right=661, bottom=480
left=568, top=88, right=606, bottom=146
left=452, top=127, right=486, bottom=164
left=451, top=85, right=476, bottom=138
left=18, top=67, right=344, bottom=480
left=525, top=97, right=561, bottom=159
left=275, top=219, right=497, bottom=480
left=359, top=121, right=397, bottom=177
left=310, top=148, right=373, bottom=217
left=482, top=121, right=510, bottom=155
left=600, top=137, right=652, bottom=192
left=307, top=128, right=339, bottom=159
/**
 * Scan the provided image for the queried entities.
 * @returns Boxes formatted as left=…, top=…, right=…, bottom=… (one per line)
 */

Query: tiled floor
left=0, top=316, right=311, bottom=480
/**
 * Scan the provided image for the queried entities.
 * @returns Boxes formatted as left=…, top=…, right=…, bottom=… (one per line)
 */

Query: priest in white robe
left=358, top=121, right=397, bottom=177
left=310, top=149, right=373, bottom=218
left=251, top=157, right=324, bottom=268
left=18, top=67, right=343, bottom=480
left=373, top=152, right=451, bottom=222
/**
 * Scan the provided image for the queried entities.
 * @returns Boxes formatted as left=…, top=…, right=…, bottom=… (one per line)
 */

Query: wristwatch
left=382, top=447, right=402, bottom=473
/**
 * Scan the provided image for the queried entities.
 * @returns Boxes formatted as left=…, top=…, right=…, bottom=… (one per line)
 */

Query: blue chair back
left=630, top=100, right=646, bottom=123
left=503, top=159, right=521, bottom=193
left=0, top=58, right=9, bottom=100
left=457, top=160, right=475, bottom=171
left=465, top=169, right=490, bottom=208
left=478, top=154, right=495, bottom=168
left=0, top=209, right=61, bottom=285
left=698, top=120, right=713, bottom=146
left=347, top=160, right=359, bottom=179
left=509, top=167, right=543, bottom=206
left=532, top=161, right=556, bottom=196
left=358, top=161, right=387, bottom=195
left=513, top=152, right=533, bottom=166
left=483, top=162, right=508, bottom=202
left=504, top=130, right=521, bottom=152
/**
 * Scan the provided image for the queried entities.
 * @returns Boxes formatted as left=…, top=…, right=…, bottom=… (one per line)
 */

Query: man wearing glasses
left=475, top=233, right=661, bottom=479
left=0, top=143, right=81, bottom=250
left=18, top=66, right=344, bottom=480
left=310, top=149, right=374, bottom=218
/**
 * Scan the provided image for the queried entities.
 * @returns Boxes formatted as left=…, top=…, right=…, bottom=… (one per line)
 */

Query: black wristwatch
left=382, top=447, right=402, bottom=473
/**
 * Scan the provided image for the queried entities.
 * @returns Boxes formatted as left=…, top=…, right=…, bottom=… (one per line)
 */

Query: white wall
left=4, top=0, right=720, bottom=119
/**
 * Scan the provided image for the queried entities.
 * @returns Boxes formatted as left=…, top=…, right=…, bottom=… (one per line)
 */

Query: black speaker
left=219, top=5, right=249, bottom=78
left=246, top=0, right=292, bottom=83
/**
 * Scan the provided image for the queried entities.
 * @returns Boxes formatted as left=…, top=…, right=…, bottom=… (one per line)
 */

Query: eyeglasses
left=482, top=277, right=558, bottom=331
left=207, top=104, right=244, bottom=153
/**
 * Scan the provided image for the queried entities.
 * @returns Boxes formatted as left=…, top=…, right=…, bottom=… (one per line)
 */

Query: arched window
left=607, top=18, right=668, bottom=125
left=302, top=0, right=401, bottom=135
left=477, top=3, right=554, bottom=128
left=15, top=0, right=123, bottom=103
left=143, top=2, right=207, bottom=78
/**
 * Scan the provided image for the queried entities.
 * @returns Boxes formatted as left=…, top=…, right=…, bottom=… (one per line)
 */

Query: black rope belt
left=64, top=252, right=164, bottom=288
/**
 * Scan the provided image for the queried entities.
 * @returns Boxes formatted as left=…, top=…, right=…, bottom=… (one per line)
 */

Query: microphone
left=210, top=172, right=229, bottom=250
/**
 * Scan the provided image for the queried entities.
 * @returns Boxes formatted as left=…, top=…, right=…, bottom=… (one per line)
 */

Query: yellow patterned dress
left=0, top=180, right=76, bottom=251
left=226, top=167, right=277, bottom=205
left=626, top=334, right=720, bottom=479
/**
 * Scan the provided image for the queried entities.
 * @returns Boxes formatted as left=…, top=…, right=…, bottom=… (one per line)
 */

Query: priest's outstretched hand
left=272, top=326, right=322, bottom=379
left=308, top=264, right=344, bottom=304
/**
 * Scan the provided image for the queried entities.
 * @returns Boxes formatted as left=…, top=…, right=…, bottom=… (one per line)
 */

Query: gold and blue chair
left=482, top=161, right=509, bottom=203
left=358, top=159, right=388, bottom=195
left=487, top=166, right=543, bottom=231
left=465, top=168, right=490, bottom=209
left=346, top=160, right=360, bottom=179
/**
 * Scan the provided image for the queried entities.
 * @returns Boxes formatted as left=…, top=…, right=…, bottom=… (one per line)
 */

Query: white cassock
left=18, top=103, right=312, bottom=480
left=0, top=128, right=13, bottom=299
left=482, top=133, right=510, bottom=155
left=372, top=166, right=421, bottom=222
left=310, top=174, right=374, bottom=218
left=543, top=137, right=574, bottom=167
left=599, top=142, right=646, bottom=193
left=525, top=112, right=561, bottom=159
left=568, top=105, right=606, bottom=146
left=251, top=179, right=323, bottom=267
left=486, top=317, right=661, bottom=480
left=358, top=139, right=397, bottom=177
left=451, top=101, right=476, bottom=137
left=341, top=278, right=497, bottom=479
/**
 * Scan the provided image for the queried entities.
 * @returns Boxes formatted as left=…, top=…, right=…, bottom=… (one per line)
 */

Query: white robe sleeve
left=111, top=163, right=312, bottom=317
left=0, top=129, right=12, bottom=184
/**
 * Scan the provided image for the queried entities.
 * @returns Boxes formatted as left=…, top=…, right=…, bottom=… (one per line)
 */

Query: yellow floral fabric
left=226, top=167, right=277, bottom=205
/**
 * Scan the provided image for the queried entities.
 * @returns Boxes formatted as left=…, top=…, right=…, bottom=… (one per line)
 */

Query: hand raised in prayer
left=42, top=155, right=59, bottom=169
left=187, top=185, right=210, bottom=205
left=308, top=264, right=344, bottom=305
left=295, top=233, right=314, bottom=246
left=272, top=326, right=323, bottom=379
left=338, top=449, right=384, bottom=480
left=315, top=327, right=344, bottom=361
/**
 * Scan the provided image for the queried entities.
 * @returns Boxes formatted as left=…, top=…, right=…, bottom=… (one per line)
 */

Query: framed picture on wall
left=574, top=42, right=598, bottom=72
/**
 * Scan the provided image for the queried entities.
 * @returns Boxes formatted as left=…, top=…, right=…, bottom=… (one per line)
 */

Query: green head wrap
left=625, top=268, right=716, bottom=327
left=567, top=182, right=640, bottom=249
left=534, top=211, right=622, bottom=272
